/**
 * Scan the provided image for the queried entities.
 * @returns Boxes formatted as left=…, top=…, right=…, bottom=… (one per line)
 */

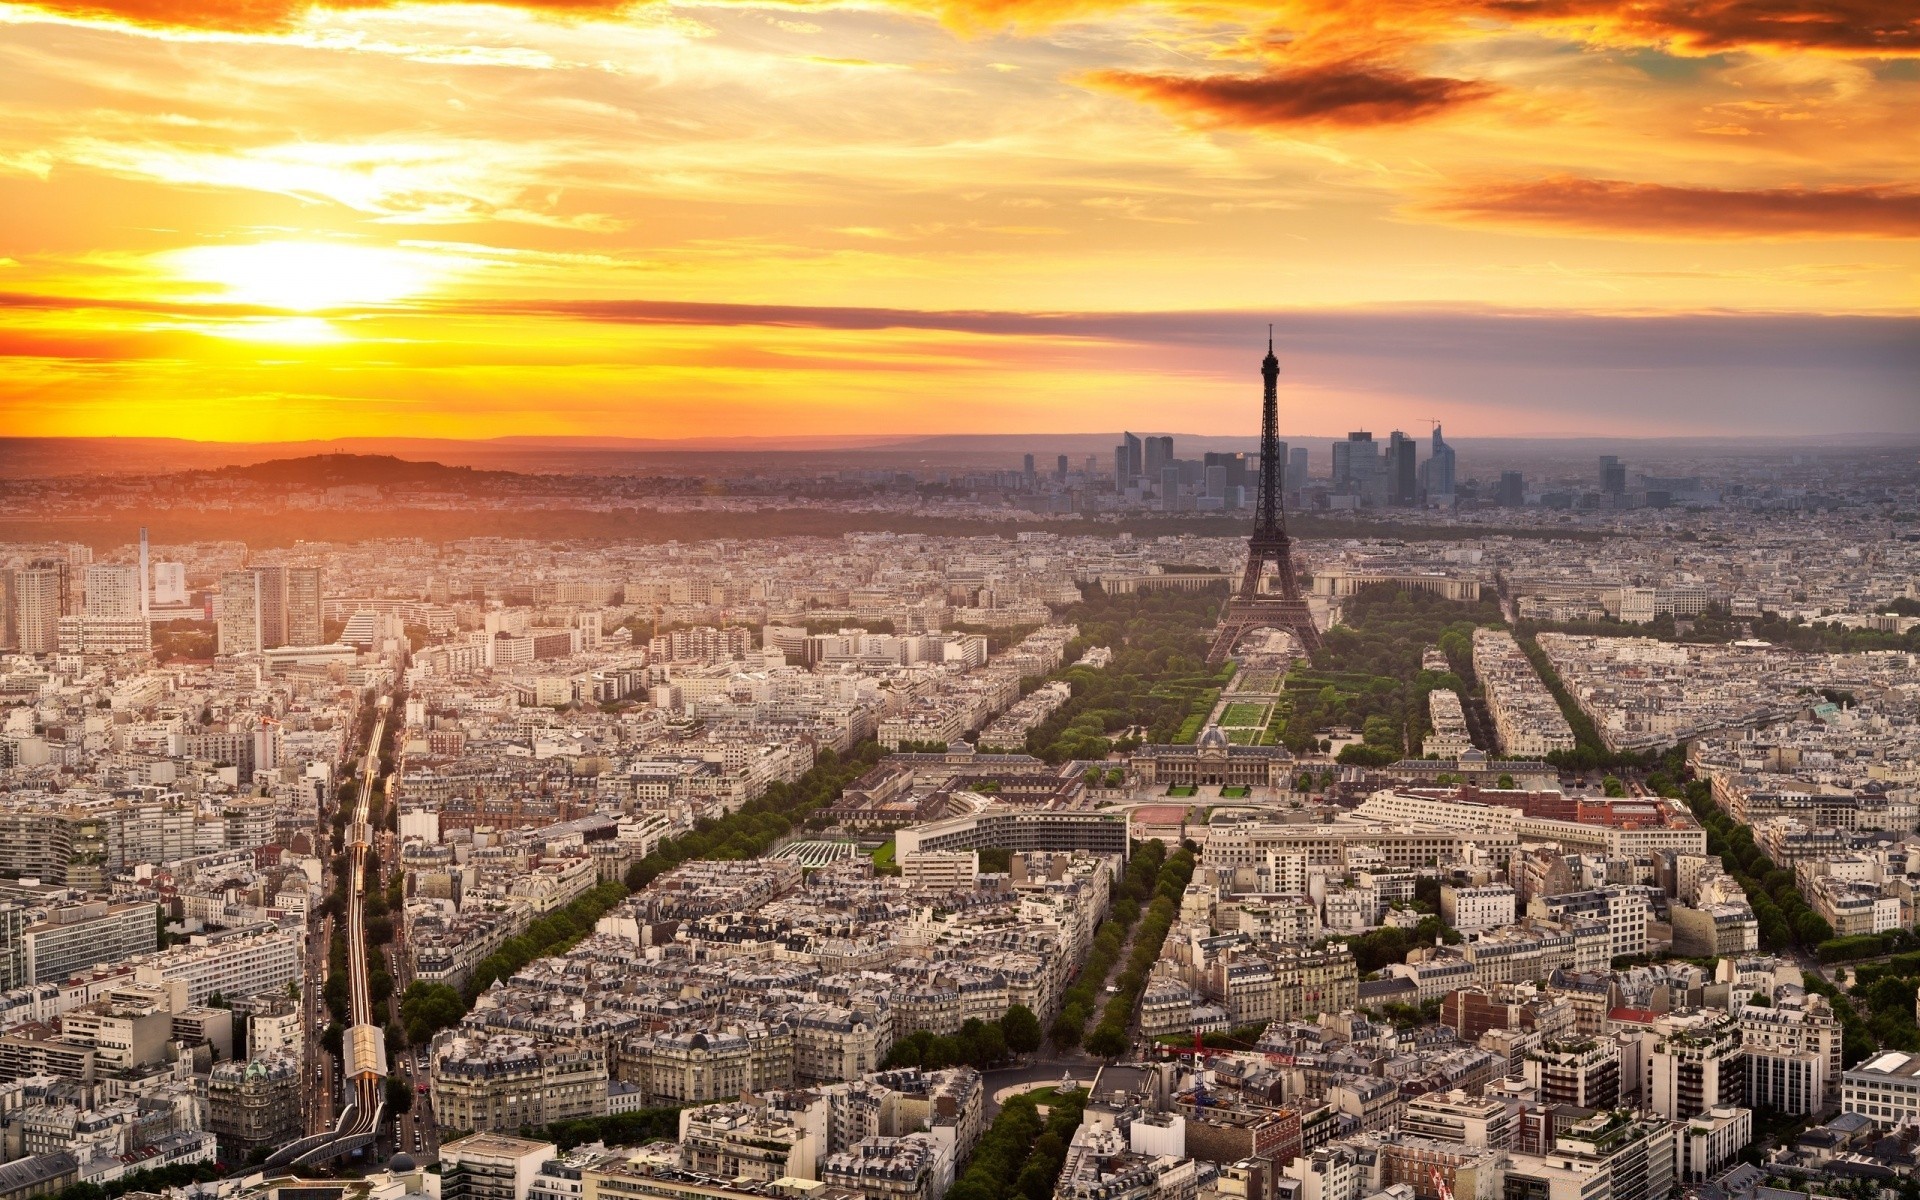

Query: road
left=381, top=828, right=440, bottom=1161
left=305, top=913, right=335, bottom=1134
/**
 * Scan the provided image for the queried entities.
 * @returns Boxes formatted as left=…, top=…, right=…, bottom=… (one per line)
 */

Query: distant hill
left=204, top=453, right=520, bottom=487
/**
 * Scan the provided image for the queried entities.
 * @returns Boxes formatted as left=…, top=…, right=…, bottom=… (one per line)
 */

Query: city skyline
left=2, top=2, right=1916, bottom=441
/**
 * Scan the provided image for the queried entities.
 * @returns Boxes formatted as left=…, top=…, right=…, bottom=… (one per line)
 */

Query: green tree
left=1001, top=1005, right=1043, bottom=1055
left=1084, top=1023, right=1128, bottom=1059
left=400, top=981, right=467, bottom=1045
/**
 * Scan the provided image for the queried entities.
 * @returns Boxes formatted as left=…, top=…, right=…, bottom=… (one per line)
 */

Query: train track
left=267, top=694, right=392, bottom=1169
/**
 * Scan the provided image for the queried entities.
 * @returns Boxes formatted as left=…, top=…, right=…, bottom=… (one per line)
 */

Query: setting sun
left=167, top=241, right=442, bottom=312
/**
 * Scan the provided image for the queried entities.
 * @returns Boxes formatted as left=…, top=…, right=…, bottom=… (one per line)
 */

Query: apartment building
left=431, top=1031, right=610, bottom=1132
left=617, top=1023, right=794, bottom=1106
left=1441, top=885, right=1516, bottom=934
left=1473, top=629, right=1576, bottom=757
left=130, top=926, right=301, bottom=1006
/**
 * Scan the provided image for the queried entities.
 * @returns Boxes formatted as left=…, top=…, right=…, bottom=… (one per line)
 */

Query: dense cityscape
left=6, top=0, right=1918, bottom=1190
left=0, top=346, right=1916, bottom=1200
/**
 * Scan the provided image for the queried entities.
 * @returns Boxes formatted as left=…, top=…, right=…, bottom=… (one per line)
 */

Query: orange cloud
left=1474, top=0, right=1920, bottom=56
left=1425, top=176, right=1920, bottom=239
left=1082, top=62, right=1493, bottom=128
left=14, top=0, right=630, bottom=33
left=13, top=0, right=1919, bottom=63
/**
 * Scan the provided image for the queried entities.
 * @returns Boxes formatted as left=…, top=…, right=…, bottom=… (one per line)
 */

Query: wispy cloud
left=1423, top=176, right=1920, bottom=239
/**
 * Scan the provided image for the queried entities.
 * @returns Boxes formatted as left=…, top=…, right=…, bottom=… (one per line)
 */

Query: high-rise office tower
left=285, top=567, right=324, bottom=647
left=1422, top=424, right=1457, bottom=501
left=1388, top=431, right=1418, bottom=506
left=83, top=564, right=142, bottom=617
left=1056, top=455, right=1069, bottom=482
left=0, top=571, right=14, bottom=651
left=1338, top=431, right=1378, bottom=500
left=1115, top=432, right=1143, bottom=491
left=152, top=563, right=188, bottom=606
left=1498, top=471, right=1526, bottom=507
left=1599, top=455, right=1627, bottom=495
left=1142, top=435, right=1173, bottom=484
left=16, top=561, right=69, bottom=655
left=1288, top=446, right=1309, bottom=493
left=218, top=570, right=263, bottom=656
left=137, top=527, right=150, bottom=621
left=1203, top=451, right=1249, bottom=498
left=1022, top=454, right=1036, bottom=488
left=253, top=566, right=288, bottom=649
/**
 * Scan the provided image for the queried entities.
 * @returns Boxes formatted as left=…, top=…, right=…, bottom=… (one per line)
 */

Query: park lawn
left=1220, top=786, right=1251, bottom=798
left=1167, top=785, right=1198, bottom=797
left=870, top=841, right=896, bottom=871
left=1220, top=701, right=1270, bottom=727
left=1025, top=1085, right=1088, bottom=1102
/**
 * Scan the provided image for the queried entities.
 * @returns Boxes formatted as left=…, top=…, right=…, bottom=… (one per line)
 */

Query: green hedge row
left=1085, top=846, right=1196, bottom=1058
left=1051, top=841, right=1168, bottom=1049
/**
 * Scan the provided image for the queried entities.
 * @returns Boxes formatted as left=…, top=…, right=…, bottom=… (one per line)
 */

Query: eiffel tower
left=1207, top=331, right=1321, bottom=663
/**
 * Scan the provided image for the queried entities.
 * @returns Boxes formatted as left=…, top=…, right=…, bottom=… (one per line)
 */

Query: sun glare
left=197, top=317, right=348, bottom=344
left=169, top=240, right=439, bottom=311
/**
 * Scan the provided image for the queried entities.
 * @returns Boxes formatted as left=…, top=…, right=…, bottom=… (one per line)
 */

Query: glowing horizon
left=2, top=0, right=1917, bottom=442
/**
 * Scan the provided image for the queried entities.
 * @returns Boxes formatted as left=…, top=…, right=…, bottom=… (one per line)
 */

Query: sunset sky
left=2, top=0, right=1916, bottom=442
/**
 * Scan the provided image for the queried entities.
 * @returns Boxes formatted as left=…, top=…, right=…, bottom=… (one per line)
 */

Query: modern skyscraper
left=1022, top=454, right=1036, bottom=488
left=1056, top=455, right=1069, bottom=482
left=1497, top=471, right=1526, bottom=507
left=218, top=570, right=262, bottom=656
left=83, top=563, right=142, bottom=617
left=16, top=560, right=69, bottom=655
left=1115, top=432, right=1143, bottom=491
left=0, top=571, right=14, bottom=651
left=1288, top=446, right=1309, bottom=493
left=253, top=566, right=288, bottom=649
left=285, top=567, right=325, bottom=647
left=1143, top=435, right=1173, bottom=484
left=1388, top=431, right=1417, bottom=506
left=137, top=527, right=151, bottom=621
left=1334, top=431, right=1377, bottom=496
left=1421, top=424, right=1457, bottom=501
left=1600, top=455, right=1627, bottom=495
left=1203, top=451, right=1249, bottom=501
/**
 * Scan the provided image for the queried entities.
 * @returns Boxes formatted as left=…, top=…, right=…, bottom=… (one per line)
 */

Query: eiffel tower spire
left=1209, top=332, right=1320, bottom=662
